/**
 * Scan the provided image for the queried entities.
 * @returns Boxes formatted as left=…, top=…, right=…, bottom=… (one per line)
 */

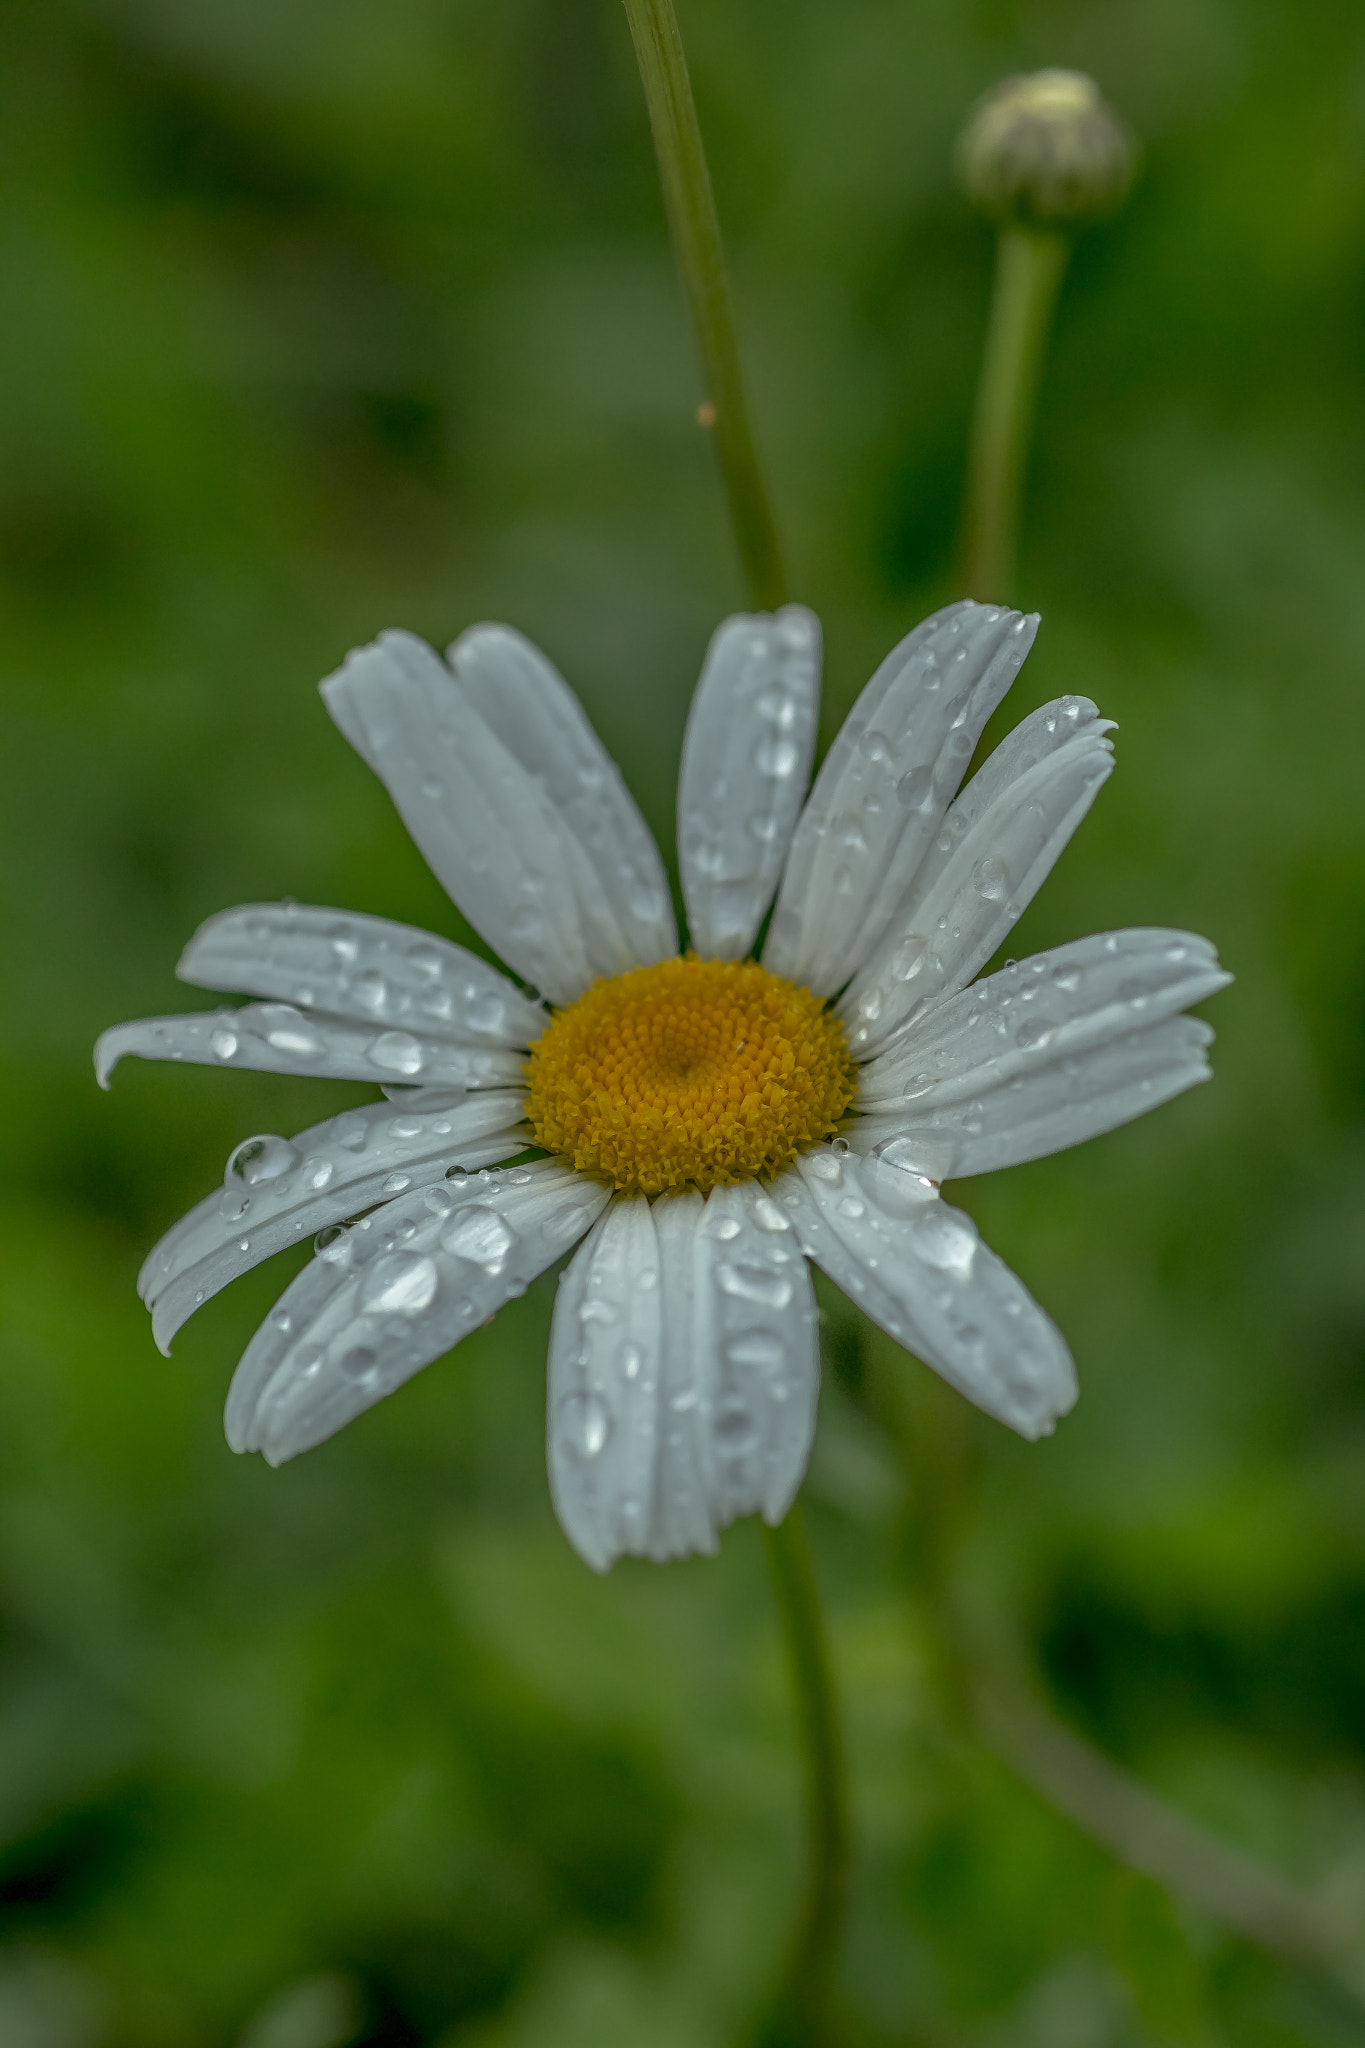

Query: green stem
left=957, top=223, right=1070, bottom=604
left=620, top=0, right=788, bottom=609
left=759, top=1507, right=848, bottom=2046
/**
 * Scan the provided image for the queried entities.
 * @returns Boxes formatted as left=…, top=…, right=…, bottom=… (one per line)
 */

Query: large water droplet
left=360, top=1250, right=439, bottom=1317
left=972, top=856, right=1007, bottom=902
left=911, top=1207, right=978, bottom=1274
left=339, top=1343, right=380, bottom=1383
left=558, top=1392, right=610, bottom=1459
left=314, top=1225, right=353, bottom=1266
left=442, top=1205, right=515, bottom=1270
left=261, top=1008, right=321, bottom=1058
left=369, top=1031, right=425, bottom=1076
left=227, top=1134, right=301, bottom=1187
left=717, top=1263, right=794, bottom=1309
left=407, top=939, right=444, bottom=980
left=891, top=934, right=928, bottom=983
left=1015, top=1018, right=1055, bottom=1050
left=210, top=1028, right=239, bottom=1061
left=751, top=1196, right=790, bottom=1233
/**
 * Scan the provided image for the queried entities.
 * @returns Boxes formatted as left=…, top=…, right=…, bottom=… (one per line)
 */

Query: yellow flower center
left=524, top=955, right=856, bottom=1198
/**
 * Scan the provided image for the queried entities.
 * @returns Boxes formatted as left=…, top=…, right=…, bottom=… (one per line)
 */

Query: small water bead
left=388, top=1115, right=425, bottom=1142
left=328, top=923, right=360, bottom=963
left=465, top=994, right=507, bottom=1038
left=1015, top=1019, right=1056, bottom=1050
left=351, top=970, right=387, bottom=1012
left=1052, top=966, right=1082, bottom=993
left=707, top=1215, right=742, bottom=1242
left=559, top=1393, right=610, bottom=1459
left=579, top=1298, right=619, bottom=1327
left=724, top=1329, right=786, bottom=1373
left=751, top=1196, right=790, bottom=1234
left=671, top=1386, right=699, bottom=1412
left=210, top=1028, right=239, bottom=1061
left=335, top=1117, right=369, bottom=1152
left=756, top=689, right=798, bottom=729
left=619, top=1342, right=644, bottom=1381
left=360, top=1251, right=439, bottom=1317
left=218, top=1188, right=251, bottom=1221
left=715, top=1402, right=759, bottom=1458
left=837, top=1195, right=867, bottom=1221
left=294, top=1345, right=324, bottom=1379
left=756, top=735, right=799, bottom=778
left=262, top=1009, right=321, bottom=1058
left=507, top=1168, right=533, bottom=1186
left=441, top=1206, right=514, bottom=1271
left=227, top=1134, right=301, bottom=1187
left=269, top=1307, right=293, bottom=1334
left=407, top=940, right=444, bottom=980
left=314, top=1225, right=352, bottom=1265
left=806, top=1151, right=843, bottom=1184
left=339, top=1344, right=380, bottom=1384
left=300, top=1157, right=335, bottom=1193
left=422, top=1184, right=456, bottom=1216
left=717, top=1263, right=794, bottom=1310
left=381, top=1172, right=412, bottom=1196
left=369, top=1031, right=424, bottom=1077
left=891, top=935, right=928, bottom=983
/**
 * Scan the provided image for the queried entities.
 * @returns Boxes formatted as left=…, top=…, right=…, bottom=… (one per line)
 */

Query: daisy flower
left=98, top=601, right=1228, bottom=1570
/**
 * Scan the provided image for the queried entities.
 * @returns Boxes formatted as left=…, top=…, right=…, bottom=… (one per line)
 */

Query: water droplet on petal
left=725, top=1329, right=786, bottom=1373
left=756, top=735, right=799, bottom=777
left=715, top=1401, right=759, bottom=1457
left=911, top=1207, right=978, bottom=1274
left=619, top=1341, right=644, bottom=1381
left=300, top=1156, right=335, bottom=1192
left=314, top=1225, right=353, bottom=1266
left=227, top=1134, right=301, bottom=1187
left=897, top=764, right=933, bottom=809
left=369, top=1031, right=425, bottom=1076
left=339, top=1343, right=380, bottom=1383
left=717, top=1263, right=793, bottom=1309
left=972, top=856, right=1007, bottom=901
left=558, top=1392, right=610, bottom=1459
left=442, top=1205, right=514, bottom=1271
left=210, top=1028, right=239, bottom=1061
left=360, top=1250, right=439, bottom=1317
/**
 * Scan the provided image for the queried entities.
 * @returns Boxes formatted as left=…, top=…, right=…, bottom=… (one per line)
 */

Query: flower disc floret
left=524, top=956, right=855, bottom=1197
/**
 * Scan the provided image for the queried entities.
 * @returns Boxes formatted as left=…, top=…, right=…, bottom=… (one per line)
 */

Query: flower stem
left=957, top=223, right=1069, bottom=603
left=620, top=0, right=788, bottom=609
left=759, top=1507, right=848, bottom=2046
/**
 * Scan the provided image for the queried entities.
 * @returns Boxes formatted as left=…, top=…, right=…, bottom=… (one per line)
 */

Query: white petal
left=780, top=1148, right=1076, bottom=1439
left=95, top=1004, right=526, bottom=1090
left=547, top=1197, right=664, bottom=1572
left=320, top=631, right=631, bottom=1005
left=448, top=623, right=677, bottom=966
left=226, top=1161, right=609, bottom=1464
left=839, top=714, right=1115, bottom=1054
left=677, top=607, right=821, bottom=960
left=846, top=1016, right=1215, bottom=1180
left=857, top=929, right=1232, bottom=1115
left=140, top=1089, right=530, bottom=1353
left=178, top=903, right=547, bottom=1048
left=546, top=1182, right=820, bottom=1569
left=763, top=603, right=1037, bottom=995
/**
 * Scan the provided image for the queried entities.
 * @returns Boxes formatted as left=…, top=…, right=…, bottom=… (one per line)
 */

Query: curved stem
left=957, top=223, right=1069, bottom=604
left=759, top=1507, right=849, bottom=2046
left=620, top=0, right=788, bottom=609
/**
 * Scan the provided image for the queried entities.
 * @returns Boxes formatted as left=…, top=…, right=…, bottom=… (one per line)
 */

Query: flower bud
left=957, top=70, right=1135, bottom=227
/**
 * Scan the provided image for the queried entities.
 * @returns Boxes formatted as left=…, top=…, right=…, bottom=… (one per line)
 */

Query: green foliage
left=2, top=0, right=1365, bottom=2041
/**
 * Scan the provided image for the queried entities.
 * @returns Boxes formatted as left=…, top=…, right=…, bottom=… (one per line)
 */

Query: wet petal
left=763, top=604, right=1037, bottom=995
left=546, top=1181, right=819, bottom=1569
left=839, top=710, right=1115, bottom=1054
left=320, top=631, right=632, bottom=1006
left=677, top=607, right=821, bottom=960
left=846, top=1015, right=1215, bottom=1181
left=178, top=903, right=547, bottom=1047
left=448, top=623, right=677, bottom=966
left=780, top=1147, right=1076, bottom=1439
left=857, top=929, right=1232, bottom=1114
left=140, top=1089, right=530, bottom=1353
left=95, top=1004, right=527, bottom=1091
left=226, top=1161, right=608, bottom=1464
left=547, top=1197, right=664, bottom=1572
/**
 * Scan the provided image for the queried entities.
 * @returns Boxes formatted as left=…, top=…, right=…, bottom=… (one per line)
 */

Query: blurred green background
left=2, top=0, right=1365, bottom=2041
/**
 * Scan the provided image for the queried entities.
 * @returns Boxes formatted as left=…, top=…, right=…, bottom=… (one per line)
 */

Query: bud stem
left=620, top=0, right=788, bottom=609
left=958, top=223, right=1069, bottom=603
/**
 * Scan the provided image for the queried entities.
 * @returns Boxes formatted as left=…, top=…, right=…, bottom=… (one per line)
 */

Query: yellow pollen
left=523, top=955, right=856, bottom=1198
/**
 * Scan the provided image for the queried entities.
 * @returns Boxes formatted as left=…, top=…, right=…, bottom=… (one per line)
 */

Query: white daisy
left=97, top=601, right=1229, bottom=1571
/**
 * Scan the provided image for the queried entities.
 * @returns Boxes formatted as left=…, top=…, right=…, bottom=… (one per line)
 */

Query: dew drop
left=756, top=735, right=799, bottom=778
left=715, top=1401, right=759, bottom=1457
left=381, top=1171, right=412, bottom=1196
left=227, top=1134, right=301, bottom=1187
left=972, top=856, right=1008, bottom=902
left=210, top=1028, right=239, bottom=1061
left=619, top=1341, right=644, bottom=1381
left=442, top=1205, right=515, bottom=1270
left=369, top=1031, right=425, bottom=1076
left=558, top=1392, right=610, bottom=1459
left=360, top=1250, right=439, bottom=1317
left=911, top=1207, right=978, bottom=1274
left=300, top=1156, right=335, bottom=1192
left=717, top=1263, right=793, bottom=1309
left=339, top=1344, right=380, bottom=1383
left=724, top=1330, right=786, bottom=1373
left=896, top=764, right=933, bottom=809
